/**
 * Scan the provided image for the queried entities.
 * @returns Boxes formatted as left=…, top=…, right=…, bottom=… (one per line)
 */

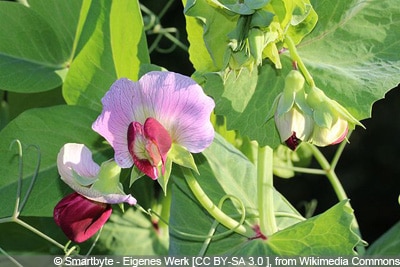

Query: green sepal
left=129, top=165, right=145, bottom=187
left=313, top=104, right=334, bottom=129
left=157, top=157, right=173, bottom=195
left=91, top=160, right=124, bottom=195
left=168, top=143, right=199, bottom=175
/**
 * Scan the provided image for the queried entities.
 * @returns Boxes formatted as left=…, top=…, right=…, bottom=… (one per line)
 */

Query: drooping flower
left=306, top=86, right=364, bottom=147
left=55, top=143, right=136, bottom=242
left=57, top=143, right=136, bottom=205
left=54, top=192, right=112, bottom=243
left=273, top=70, right=364, bottom=150
left=92, top=71, right=215, bottom=179
left=274, top=70, right=313, bottom=150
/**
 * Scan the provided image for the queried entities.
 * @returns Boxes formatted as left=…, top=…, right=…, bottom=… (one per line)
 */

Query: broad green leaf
left=62, top=0, right=116, bottom=110
left=229, top=201, right=360, bottom=255
left=63, top=0, right=149, bottom=111
left=28, top=0, right=82, bottom=60
left=264, top=200, right=360, bottom=255
left=169, top=133, right=304, bottom=255
left=7, top=88, right=65, bottom=122
left=366, top=220, right=400, bottom=255
left=0, top=105, right=111, bottom=217
left=183, top=0, right=237, bottom=72
left=95, top=208, right=168, bottom=255
left=296, top=0, right=400, bottom=120
left=110, top=0, right=150, bottom=79
left=0, top=0, right=82, bottom=93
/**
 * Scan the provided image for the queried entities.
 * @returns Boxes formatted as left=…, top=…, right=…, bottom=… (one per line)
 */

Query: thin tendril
left=19, top=144, right=41, bottom=214
left=9, top=140, right=23, bottom=218
left=0, top=140, right=77, bottom=255
left=144, top=193, right=248, bottom=242
left=0, top=246, right=23, bottom=267
left=85, top=227, right=104, bottom=256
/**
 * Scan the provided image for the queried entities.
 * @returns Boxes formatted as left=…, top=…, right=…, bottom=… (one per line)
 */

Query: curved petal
left=57, top=143, right=136, bottom=205
left=92, top=71, right=215, bottom=168
left=57, top=143, right=100, bottom=185
left=92, top=78, right=139, bottom=168
left=54, top=193, right=112, bottom=243
left=137, top=71, right=215, bottom=153
left=311, top=118, right=348, bottom=147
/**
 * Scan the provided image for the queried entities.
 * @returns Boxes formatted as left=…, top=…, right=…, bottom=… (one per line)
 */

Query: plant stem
left=307, top=143, right=365, bottom=254
left=182, top=167, right=252, bottom=238
left=285, top=35, right=315, bottom=88
left=14, top=218, right=66, bottom=251
left=257, top=145, right=278, bottom=236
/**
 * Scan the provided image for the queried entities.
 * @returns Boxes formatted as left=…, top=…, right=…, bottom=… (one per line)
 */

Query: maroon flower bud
left=54, top=192, right=112, bottom=243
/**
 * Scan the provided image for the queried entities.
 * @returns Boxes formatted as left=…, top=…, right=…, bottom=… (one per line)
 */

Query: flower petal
left=54, top=193, right=112, bottom=243
left=144, top=117, right=172, bottom=172
left=57, top=143, right=100, bottom=183
left=138, top=71, right=215, bottom=153
left=92, top=78, right=139, bottom=168
left=311, top=118, right=348, bottom=147
left=57, top=143, right=136, bottom=205
left=92, top=71, right=215, bottom=168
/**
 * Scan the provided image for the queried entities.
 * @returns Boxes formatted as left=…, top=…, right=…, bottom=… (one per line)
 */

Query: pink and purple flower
left=92, top=71, right=215, bottom=179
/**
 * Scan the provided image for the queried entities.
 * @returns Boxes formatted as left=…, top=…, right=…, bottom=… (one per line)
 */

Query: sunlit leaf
left=232, top=201, right=360, bottom=255
left=63, top=0, right=149, bottom=111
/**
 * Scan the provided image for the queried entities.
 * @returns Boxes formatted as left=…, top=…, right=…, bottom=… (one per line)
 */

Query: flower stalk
left=285, top=35, right=315, bottom=88
left=306, top=142, right=365, bottom=254
left=257, top=145, right=278, bottom=236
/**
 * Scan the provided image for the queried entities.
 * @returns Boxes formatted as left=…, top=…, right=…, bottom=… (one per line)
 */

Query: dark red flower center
left=127, top=117, right=172, bottom=179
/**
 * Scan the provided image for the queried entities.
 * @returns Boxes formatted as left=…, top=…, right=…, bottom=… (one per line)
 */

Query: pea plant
left=0, top=0, right=399, bottom=259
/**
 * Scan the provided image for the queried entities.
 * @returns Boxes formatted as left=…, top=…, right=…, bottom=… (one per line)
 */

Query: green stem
left=273, top=164, right=327, bottom=175
left=257, top=145, right=278, bottom=236
left=307, top=143, right=365, bottom=254
left=285, top=35, right=315, bottom=88
left=14, top=218, right=66, bottom=251
left=181, top=168, right=252, bottom=238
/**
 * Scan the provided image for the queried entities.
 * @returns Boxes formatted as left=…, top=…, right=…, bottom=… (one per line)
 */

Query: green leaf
left=264, top=200, right=360, bottom=255
left=0, top=105, right=111, bottom=217
left=183, top=0, right=237, bottom=72
left=169, top=134, right=304, bottom=255
left=366, top=220, right=400, bottom=255
left=295, top=0, right=400, bottom=120
left=0, top=0, right=82, bottom=93
left=227, top=201, right=359, bottom=255
left=63, top=0, right=149, bottom=111
left=110, top=0, right=150, bottom=79
left=95, top=208, right=168, bottom=255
